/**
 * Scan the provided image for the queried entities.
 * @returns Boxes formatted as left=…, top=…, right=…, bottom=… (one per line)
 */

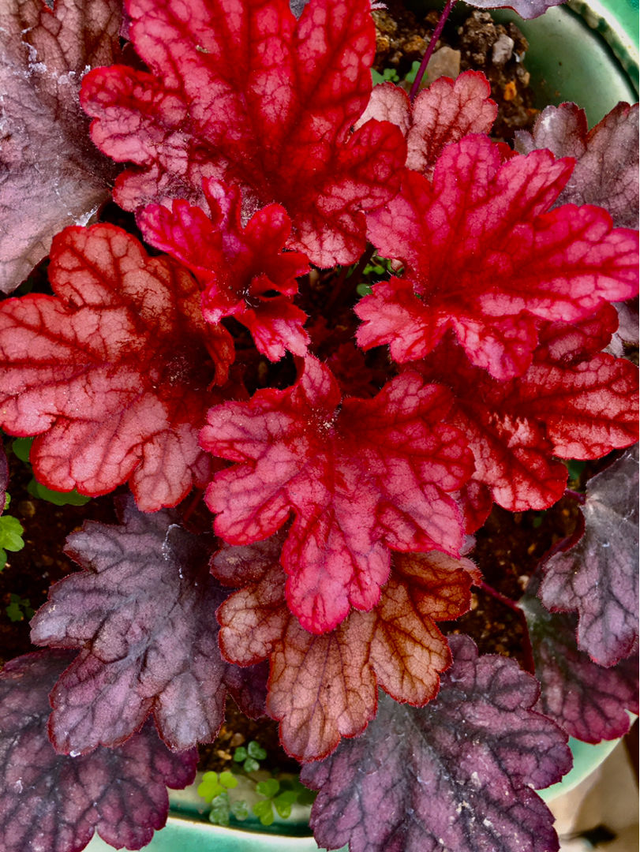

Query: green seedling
left=233, top=739, right=266, bottom=773
left=198, top=770, right=240, bottom=827
left=0, top=496, right=25, bottom=570
left=6, top=593, right=34, bottom=622
left=371, top=66, right=399, bottom=85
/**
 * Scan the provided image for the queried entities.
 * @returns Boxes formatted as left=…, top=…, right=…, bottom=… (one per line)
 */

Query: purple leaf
left=539, top=445, right=639, bottom=667
left=0, top=649, right=197, bottom=852
left=0, top=0, right=122, bottom=293
left=301, top=635, right=571, bottom=852
left=30, top=496, right=266, bottom=754
left=522, top=592, right=638, bottom=743
left=516, top=102, right=639, bottom=229
left=462, top=0, right=566, bottom=20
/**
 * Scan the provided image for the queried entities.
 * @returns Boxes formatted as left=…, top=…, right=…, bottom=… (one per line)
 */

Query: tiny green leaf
left=5, top=594, right=34, bottom=622
left=233, top=746, right=248, bottom=762
left=11, top=438, right=33, bottom=463
left=231, top=800, right=249, bottom=820
left=208, top=792, right=231, bottom=826
left=247, top=740, right=267, bottom=760
left=256, top=778, right=280, bottom=798
left=28, top=479, right=91, bottom=506
left=198, top=771, right=225, bottom=803
left=252, top=799, right=274, bottom=826
left=243, top=757, right=260, bottom=773
left=0, top=516, right=24, bottom=552
left=219, top=770, right=238, bottom=789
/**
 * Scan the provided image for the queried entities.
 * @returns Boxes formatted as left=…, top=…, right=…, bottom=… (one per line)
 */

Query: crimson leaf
left=515, top=102, right=639, bottom=229
left=201, top=355, right=473, bottom=634
left=214, top=533, right=475, bottom=760
left=418, top=336, right=639, bottom=511
left=301, top=635, right=571, bottom=852
left=0, top=223, right=235, bottom=511
left=80, top=0, right=406, bottom=266
left=138, top=179, right=310, bottom=361
left=357, top=135, right=639, bottom=380
left=358, top=71, right=497, bottom=175
left=30, top=497, right=266, bottom=754
left=539, top=445, right=639, bottom=667
left=0, top=649, right=197, bottom=852
left=0, top=0, right=121, bottom=293
left=521, top=591, right=638, bottom=743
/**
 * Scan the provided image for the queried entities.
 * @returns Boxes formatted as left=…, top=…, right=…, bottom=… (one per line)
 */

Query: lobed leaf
left=515, top=102, right=639, bottom=229
left=0, top=649, right=197, bottom=852
left=202, top=355, right=473, bottom=634
left=539, top=446, right=639, bottom=666
left=357, top=136, right=639, bottom=380
left=138, top=179, right=310, bottom=361
left=0, top=0, right=121, bottom=293
left=80, top=0, right=406, bottom=267
left=418, top=334, right=639, bottom=511
left=0, top=223, right=235, bottom=511
left=215, top=533, right=476, bottom=760
left=522, top=591, right=638, bottom=743
left=30, top=497, right=266, bottom=754
left=359, top=71, right=497, bottom=176
left=301, top=635, right=571, bottom=852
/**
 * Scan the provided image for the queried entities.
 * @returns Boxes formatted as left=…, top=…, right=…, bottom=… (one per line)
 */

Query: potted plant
left=0, top=0, right=637, bottom=851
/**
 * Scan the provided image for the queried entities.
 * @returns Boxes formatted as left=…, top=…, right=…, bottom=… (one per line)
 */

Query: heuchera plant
left=0, top=0, right=638, bottom=849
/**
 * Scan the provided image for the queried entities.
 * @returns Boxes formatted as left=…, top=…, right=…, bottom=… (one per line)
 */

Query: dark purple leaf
left=539, top=446, right=639, bottom=667
left=30, top=496, right=265, bottom=754
left=522, top=591, right=638, bottom=743
left=0, top=0, right=121, bottom=293
left=0, top=649, right=197, bottom=852
left=463, top=0, right=566, bottom=19
left=302, top=635, right=571, bottom=852
left=516, top=102, right=639, bottom=229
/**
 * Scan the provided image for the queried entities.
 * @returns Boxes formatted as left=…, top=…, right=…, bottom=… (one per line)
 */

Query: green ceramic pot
left=84, top=2, right=638, bottom=850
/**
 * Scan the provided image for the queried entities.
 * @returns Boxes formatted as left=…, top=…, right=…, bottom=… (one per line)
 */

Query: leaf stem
left=564, top=488, right=586, bottom=505
left=479, top=580, right=536, bottom=675
left=409, top=0, right=458, bottom=102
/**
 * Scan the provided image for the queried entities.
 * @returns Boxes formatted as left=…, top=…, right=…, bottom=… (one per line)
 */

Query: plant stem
left=409, top=0, right=458, bottom=102
left=479, top=580, right=536, bottom=675
left=564, top=488, right=586, bottom=505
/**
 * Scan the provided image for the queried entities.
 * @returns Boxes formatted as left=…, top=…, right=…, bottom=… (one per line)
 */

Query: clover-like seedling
left=5, top=594, right=34, bottom=623
left=0, top=496, right=24, bottom=570
left=197, top=771, right=239, bottom=827
left=233, top=740, right=266, bottom=773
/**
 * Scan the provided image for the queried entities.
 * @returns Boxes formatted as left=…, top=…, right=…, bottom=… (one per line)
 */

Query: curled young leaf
left=30, top=497, right=266, bottom=755
left=301, top=635, right=571, bottom=852
left=215, top=534, right=476, bottom=760
left=202, top=355, right=473, bottom=634
left=0, top=0, right=121, bottom=293
left=0, top=649, right=197, bottom=852
left=138, top=180, right=310, bottom=361
left=80, top=0, right=406, bottom=266
left=0, top=223, right=235, bottom=511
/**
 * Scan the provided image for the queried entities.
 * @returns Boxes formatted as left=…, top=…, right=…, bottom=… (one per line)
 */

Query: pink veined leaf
left=138, top=179, right=310, bottom=361
left=201, top=355, right=473, bottom=634
left=29, top=496, right=266, bottom=755
left=79, top=0, right=407, bottom=267
left=357, top=135, right=639, bottom=380
left=0, top=223, right=237, bottom=512
left=539, top=446, right=639, bottom=667
left=0, top=649, right=197, bottom=852
left=214, top=533, right=476, bottom=760
left=0, top=0, right=121, bottom=294
left=521, top=590, right=638, bottom=743
left=417, top=332, right=639, bottom=511
left=301, top=635, right=571, bottom=852
left=463, top=0, right=566, bottom=17
left=515, top=102, right=639, bottom=229
left=358, top=71, right=497, bottom=175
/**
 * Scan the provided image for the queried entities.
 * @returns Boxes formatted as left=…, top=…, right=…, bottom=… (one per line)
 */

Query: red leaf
left=30, top=497, right=265, bottom=754
left=214, top=533, right=475, bottom=760
left=138, top=180, right=310, bottom=361
left=80, top=0, right=406, bottom=267
left=357, top=136, right=639, bottom=379
left=419, top=336, right=639, bottom=511
left=0, top=223, right=235, bottom=511
left=0, top=649, right=197, bottom=852
left=539, top=446, right=639, bottom=667
left=0, top=0, right=121, bottom=293
left=202, top=356, right=473, bottom=634
left=516, top=102, right=639, bottom=229
left=301, top=635, right=571, bottom=852
left=358, top=71, right=497, bottom=175
left=522, top=591, right=638, bottom=743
